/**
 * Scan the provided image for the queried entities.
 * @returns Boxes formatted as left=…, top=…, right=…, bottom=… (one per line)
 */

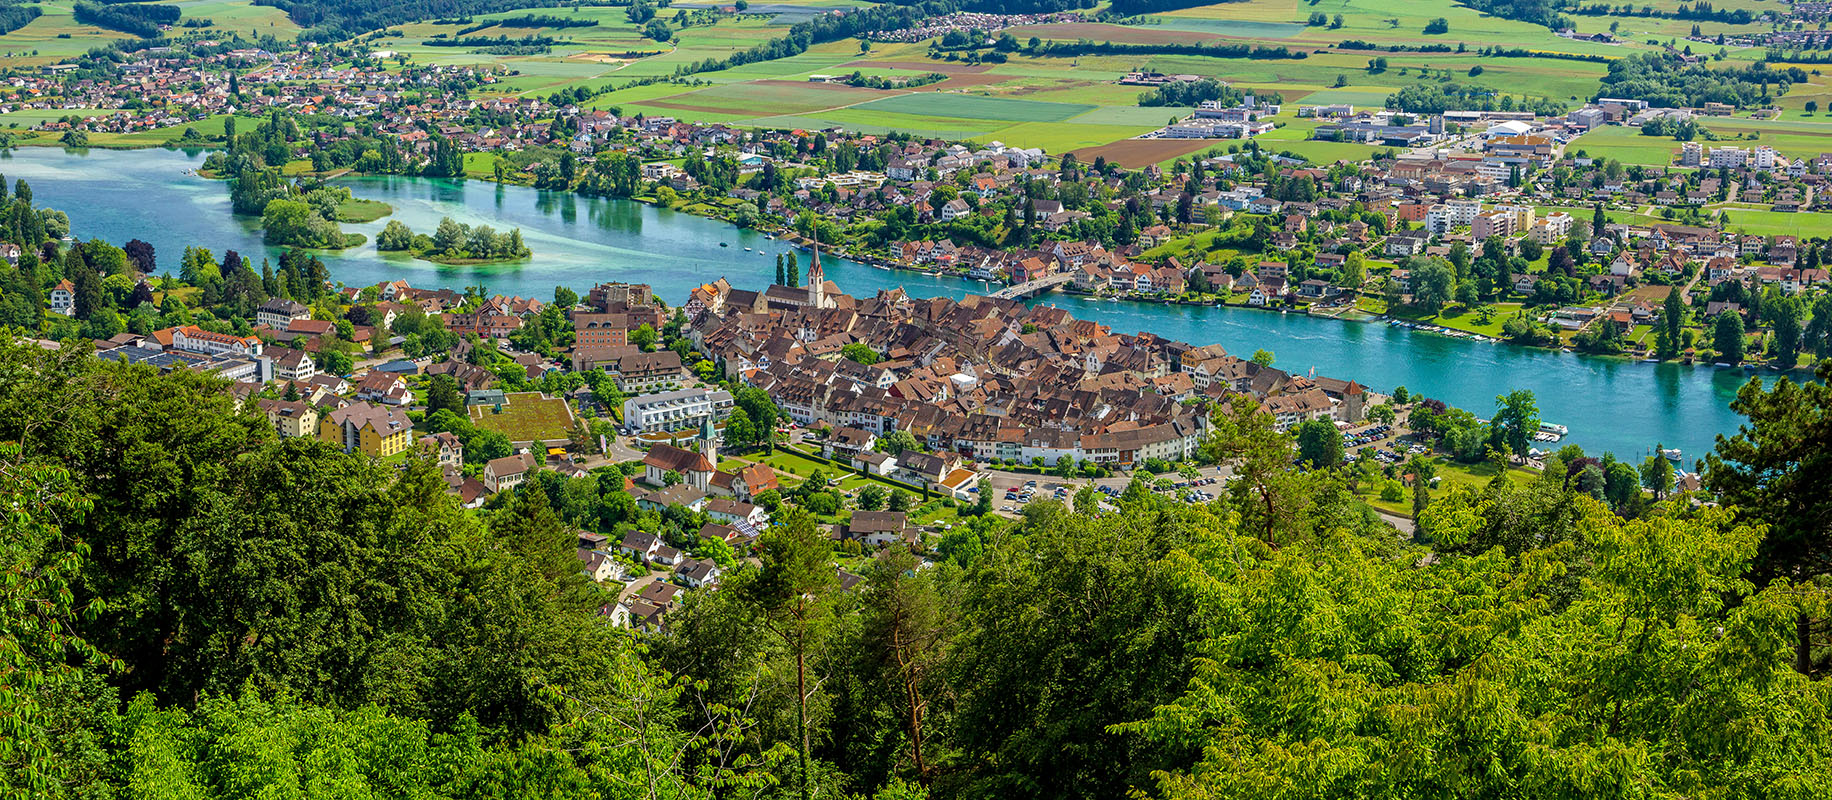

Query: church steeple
left=807, top=228, right=826, bottom=309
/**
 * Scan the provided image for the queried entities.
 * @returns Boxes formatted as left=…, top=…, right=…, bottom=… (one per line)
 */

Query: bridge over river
left=990, top=272, right=1073, bottom=299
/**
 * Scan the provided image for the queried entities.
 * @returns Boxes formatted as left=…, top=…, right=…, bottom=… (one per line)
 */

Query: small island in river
left=377, top=217, right=532, bottom=265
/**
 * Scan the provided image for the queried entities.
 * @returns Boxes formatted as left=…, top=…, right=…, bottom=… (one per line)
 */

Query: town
left=12, top=1, right=1832, bottom=797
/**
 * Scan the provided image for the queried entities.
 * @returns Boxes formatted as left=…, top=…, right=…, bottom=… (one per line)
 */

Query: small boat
left=719, top=242, right=728, bottom=247
left=744, top=247, right=753, bottom=251
left=1662, top=448, right=1683, bottom=462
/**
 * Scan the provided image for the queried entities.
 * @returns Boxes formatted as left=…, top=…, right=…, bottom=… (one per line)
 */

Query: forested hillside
left=7, top=337, right=1832, bottom=798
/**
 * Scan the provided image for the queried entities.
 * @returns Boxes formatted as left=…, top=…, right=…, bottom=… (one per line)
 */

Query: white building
left=622, top=387, right=734, bottom=434
left=171, top=325, right=262, bottom=357
left=49, top=280, right=73, bottom=315
left=255, top=297, right=310, bottom=330
left=1532, top=212, right=1573, bottom=244
left=1424, top=198, right=1481, bottom=235
left=1709, top=146, right=1748, bottom=169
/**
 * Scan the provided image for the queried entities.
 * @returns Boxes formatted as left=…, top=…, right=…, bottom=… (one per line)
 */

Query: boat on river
left=1662, top=448, right=1683, bottom=462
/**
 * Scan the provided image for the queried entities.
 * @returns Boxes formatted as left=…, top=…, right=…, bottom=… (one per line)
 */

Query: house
left=620, top=530, right=664, bottom=561
left=893, top=450, right=959, bottom=490
left=845, top=510, right=912, bottom=548
left=705, top=497, right=768, bottom=526
left=354, top=371, right=412, bottom=405
left=676, top=558, right=723, bottom=589
left=854, top=450, right=898, bottom=476
left=257, top=398, right=318, bottom=439
left=638, top=484, right=708, bottom=513
left=709, top=462, right=779, bottom=502
left=418, top=431, right=464, bottom=468
left=49, top=280, right=74, bottom=315
left=1385, top=233, right=1427, bottom=257
left=268, top=349, right=317, bottom=383
left=483, top=452, right=539, bottom=494
left=171, top=325, right=262, bottom=358
left=318, top=402, right=413, bottom=456
left=823, top=427, right=877, bottom=460
left=578, top=548, right=625, bottom=583
left=256, top=297, right=311, bottom=330
left=641, top=443, right=717, bottom=490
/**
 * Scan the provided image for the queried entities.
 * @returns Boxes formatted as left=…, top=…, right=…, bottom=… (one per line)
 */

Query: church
left=761, top=239, right=838, bottom=311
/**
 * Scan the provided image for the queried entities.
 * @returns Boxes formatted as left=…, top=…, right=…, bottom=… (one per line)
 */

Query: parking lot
left=1340, top=422, right=1428, bottom=465
left=978, top=463, right=1235, bottom=515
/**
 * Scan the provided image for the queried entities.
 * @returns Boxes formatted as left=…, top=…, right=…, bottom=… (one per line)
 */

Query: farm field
left=11, top=0, right=1829, bottom=178
left=0, top=1, right=131, bottom=65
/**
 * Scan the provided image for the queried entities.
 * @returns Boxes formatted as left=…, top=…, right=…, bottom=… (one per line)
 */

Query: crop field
left=851, top=93, right=1095, bottom=123
left=1565, top=115, right=1832, bottom=166
left=14, top=0, right=1823, bottom=179
left=1156, top=0, right=1638, bottom=57
left=1022, top=22, right=1221, bottom=45
left=1069, top=137, right=1228, bottom=168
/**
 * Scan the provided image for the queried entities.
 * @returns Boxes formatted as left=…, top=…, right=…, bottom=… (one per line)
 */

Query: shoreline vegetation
left=377, top=216, right=533, bottom=266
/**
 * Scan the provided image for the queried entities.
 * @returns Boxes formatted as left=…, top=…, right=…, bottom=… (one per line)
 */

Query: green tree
left=1251, top=349, right=1275, bottom=367
left=857, top=484, right=887, bottom=511
left=841, top=342, right=881, bottom=365
left=631, top=323, right=657, bottom=351
left=1295, top=417, right=1344, bottom=469
left=1491, top=389, right=1540, bottom=458
left=427, top=373, right=463, bottom=416
left=1411, top=257, right=1457, bottom=314
left=1714, top=311, right=1746, bottom=364
left=1640, top=449, right=1675, bottom=499
left=1704, top=362, right=1832, bottom=675
left=733, top=508, right=835, bottom=800
left=1656, top=285, right=1685, bottom=360
left=376, top=219, right=414, bottom=251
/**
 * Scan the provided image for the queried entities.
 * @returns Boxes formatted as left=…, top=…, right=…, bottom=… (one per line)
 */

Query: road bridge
left=989, top=272, right=1073, bottom=300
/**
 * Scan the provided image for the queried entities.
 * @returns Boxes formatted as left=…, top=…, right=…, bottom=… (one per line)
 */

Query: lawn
left=1355, top=456, right=1539, bottom=516
left=469, top=392, right=576, bottom=443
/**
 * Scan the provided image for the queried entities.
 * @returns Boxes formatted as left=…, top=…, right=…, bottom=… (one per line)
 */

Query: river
left=1, top=146, right=1760, bottom=462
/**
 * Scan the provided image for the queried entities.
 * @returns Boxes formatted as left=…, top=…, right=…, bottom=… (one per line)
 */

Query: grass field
left=1717, top=208, right=1832, bottom=239
left=469, top=392, right=577, bottom=443
left=1570, top=125, right=1683, bottom=166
